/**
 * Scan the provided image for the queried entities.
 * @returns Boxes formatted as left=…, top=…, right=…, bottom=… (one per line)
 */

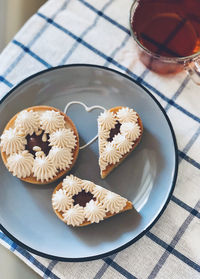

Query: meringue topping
left=48, top=146, right=73, bottom=170
left=6, top=150, right=34, bottom=178
left=120, top=122, right=141, bottom=141
left=84, top=200, right=106, bottom=223
left=0, top=128, right=27, bottom=155
left=116, top=107, right=138, bottom=123
left=15, top=110, right=40, bottom=135
left=33, top=155, right=58, bottom=182
left=40, top=110, right=65, bottom=133
left=92, top=185, right=107, bottom=201
left=98, top=111, right=116, bottom=130
left=49, top=128, right=77, bottom=149
left=62, top=205, right=85, bottom=226
left=62, top=174, right=82, bottom=195
left=98, top=137, right=107, bottom=153
left=52, top=189, right=73, bottom=212
left=101, top=142, right=122, bottom=165
left=112, top=134, right=133, bottom=153
left=98, top=156, right=108, bottom=171
left=82, top=180, right=95, bottom=193
left=103, top=192, right=127, bottom=214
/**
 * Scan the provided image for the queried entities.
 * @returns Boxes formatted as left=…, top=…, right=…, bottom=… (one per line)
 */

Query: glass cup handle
left=185, top=57, right=200, bottom=85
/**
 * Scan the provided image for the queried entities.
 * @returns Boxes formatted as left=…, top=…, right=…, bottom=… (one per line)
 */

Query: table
left=0, top=1, right=199, bottom=278
left=0, top=244, right=41, bottom=279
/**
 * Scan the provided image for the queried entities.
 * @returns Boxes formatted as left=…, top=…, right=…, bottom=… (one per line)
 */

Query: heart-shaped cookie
left=98, top=106, right=143, bottom=178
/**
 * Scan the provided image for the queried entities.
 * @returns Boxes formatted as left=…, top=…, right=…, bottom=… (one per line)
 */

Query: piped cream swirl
left=62, top=174, right=82, bottom=195
left=92, top=185, right=107, bottom=201
left=52, top=189, right=73, bottom=212
left=49, top=128, right=77, bottom=149
left=82, top=180, right=95, bottom=193
left=101, top=142, right=122, bottom=165
left=6, top=150, right=34, bottom=178
left=112, top=134, right=132, bottom=153
left=98, top=156, right=108, bottom=171
left=103, top=192, right=127, bottom=214
left=62, top=205, right=85, bottom=226
left=0, top=128, right=26, bottom=155
left=40, top=110, right=65, bottom=133
left=120, top=122, right=141, bottom=141
left=98, top=111, right=116, bottom=130
left=15, top=110, right=40, bottom=135
left=98, top=125, right=110, bottom=139
left=84, top=200, right=106, bottom=223
left=33, top=155, right=58, bottom=182
left=48, top=146, right=73, bottom=170
left=116, top=107, right=138, bottom=123
left=98, top=137, right=107, bottom=154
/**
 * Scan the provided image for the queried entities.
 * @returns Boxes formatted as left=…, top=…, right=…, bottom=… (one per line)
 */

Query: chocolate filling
left=73, top=190, right=95, bottom=207
left=107, top=121, right=121, bottom=142
left=26, top=131, right=51, bottom=157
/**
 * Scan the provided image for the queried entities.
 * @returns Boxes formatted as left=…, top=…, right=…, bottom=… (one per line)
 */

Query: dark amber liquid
left=132, top=0, right=200, bottom=58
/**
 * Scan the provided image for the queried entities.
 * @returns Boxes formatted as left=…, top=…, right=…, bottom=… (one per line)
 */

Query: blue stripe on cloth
left=0, top=76, right=13, bottom=88
left=138, top=77, right=200, bottom=124
left=104, top=33, right=130, bottom=67
left=165, top=76, right=190, bottom=112
left=94, top=254, right=117, bottom=279
left=147, top=200, right=200, bottom=278
left=10, top=242, right=17, bottom=252
left=0, top=232, right=59, bottom=279
left=2, top=0, right=69, bottom=79
left=179, top=126, right=200, bottom=162
left=43, top=260, right=58, bottom=279
left=60, top=0, right=114, bottom=65
left=136, top=68, right=149, bottom=83
left=146, top=232, right=200, bottom=273
left=178, top=150, right=200, bottom=169
left=12, top=40, right=52, bottom=68
left=37, top=12, right=200, bottom=125
left=103, top=257, right=138, bottom=279
left=171, top=196, right=200, bottom=219
left=78, top=0, right=131, bottom=35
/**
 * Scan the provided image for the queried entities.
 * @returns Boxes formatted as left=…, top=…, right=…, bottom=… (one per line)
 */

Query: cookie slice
left=0, top=106, right=79, bottom=184
left=98, top=106, right=143, bottom=179
left=52, top=175, right=133, bottom=226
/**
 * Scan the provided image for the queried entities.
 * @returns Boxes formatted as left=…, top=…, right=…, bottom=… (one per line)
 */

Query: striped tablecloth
left=0, top=0, right=199, bottom=278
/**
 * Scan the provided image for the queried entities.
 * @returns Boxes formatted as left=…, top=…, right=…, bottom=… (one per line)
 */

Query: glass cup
left=129, top=0, right=200, bottom=84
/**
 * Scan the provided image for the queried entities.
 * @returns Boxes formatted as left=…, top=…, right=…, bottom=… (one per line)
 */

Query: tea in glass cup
left=130, top=0, right=200, bottom=79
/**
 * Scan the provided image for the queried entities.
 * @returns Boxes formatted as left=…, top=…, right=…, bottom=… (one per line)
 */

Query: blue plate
left=0, top=65, right=178, bottom=261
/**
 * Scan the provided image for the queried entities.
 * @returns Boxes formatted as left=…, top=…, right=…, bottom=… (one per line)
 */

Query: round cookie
left=0, top=106, right=79, bottom=184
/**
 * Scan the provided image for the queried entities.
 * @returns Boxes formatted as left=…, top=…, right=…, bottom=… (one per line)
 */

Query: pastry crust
left=0, top=106, right=79, bottom=184
left=52, top=181, right=133, bottom=226
left=100, top=106, right=143, bottom=179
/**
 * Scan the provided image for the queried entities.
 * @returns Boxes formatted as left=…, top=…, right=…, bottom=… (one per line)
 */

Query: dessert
left=98, top=106, right=143, bottom=178
left=52, top=175, right=133, bottom=226
left=0, top=106, right=79, bottom=184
